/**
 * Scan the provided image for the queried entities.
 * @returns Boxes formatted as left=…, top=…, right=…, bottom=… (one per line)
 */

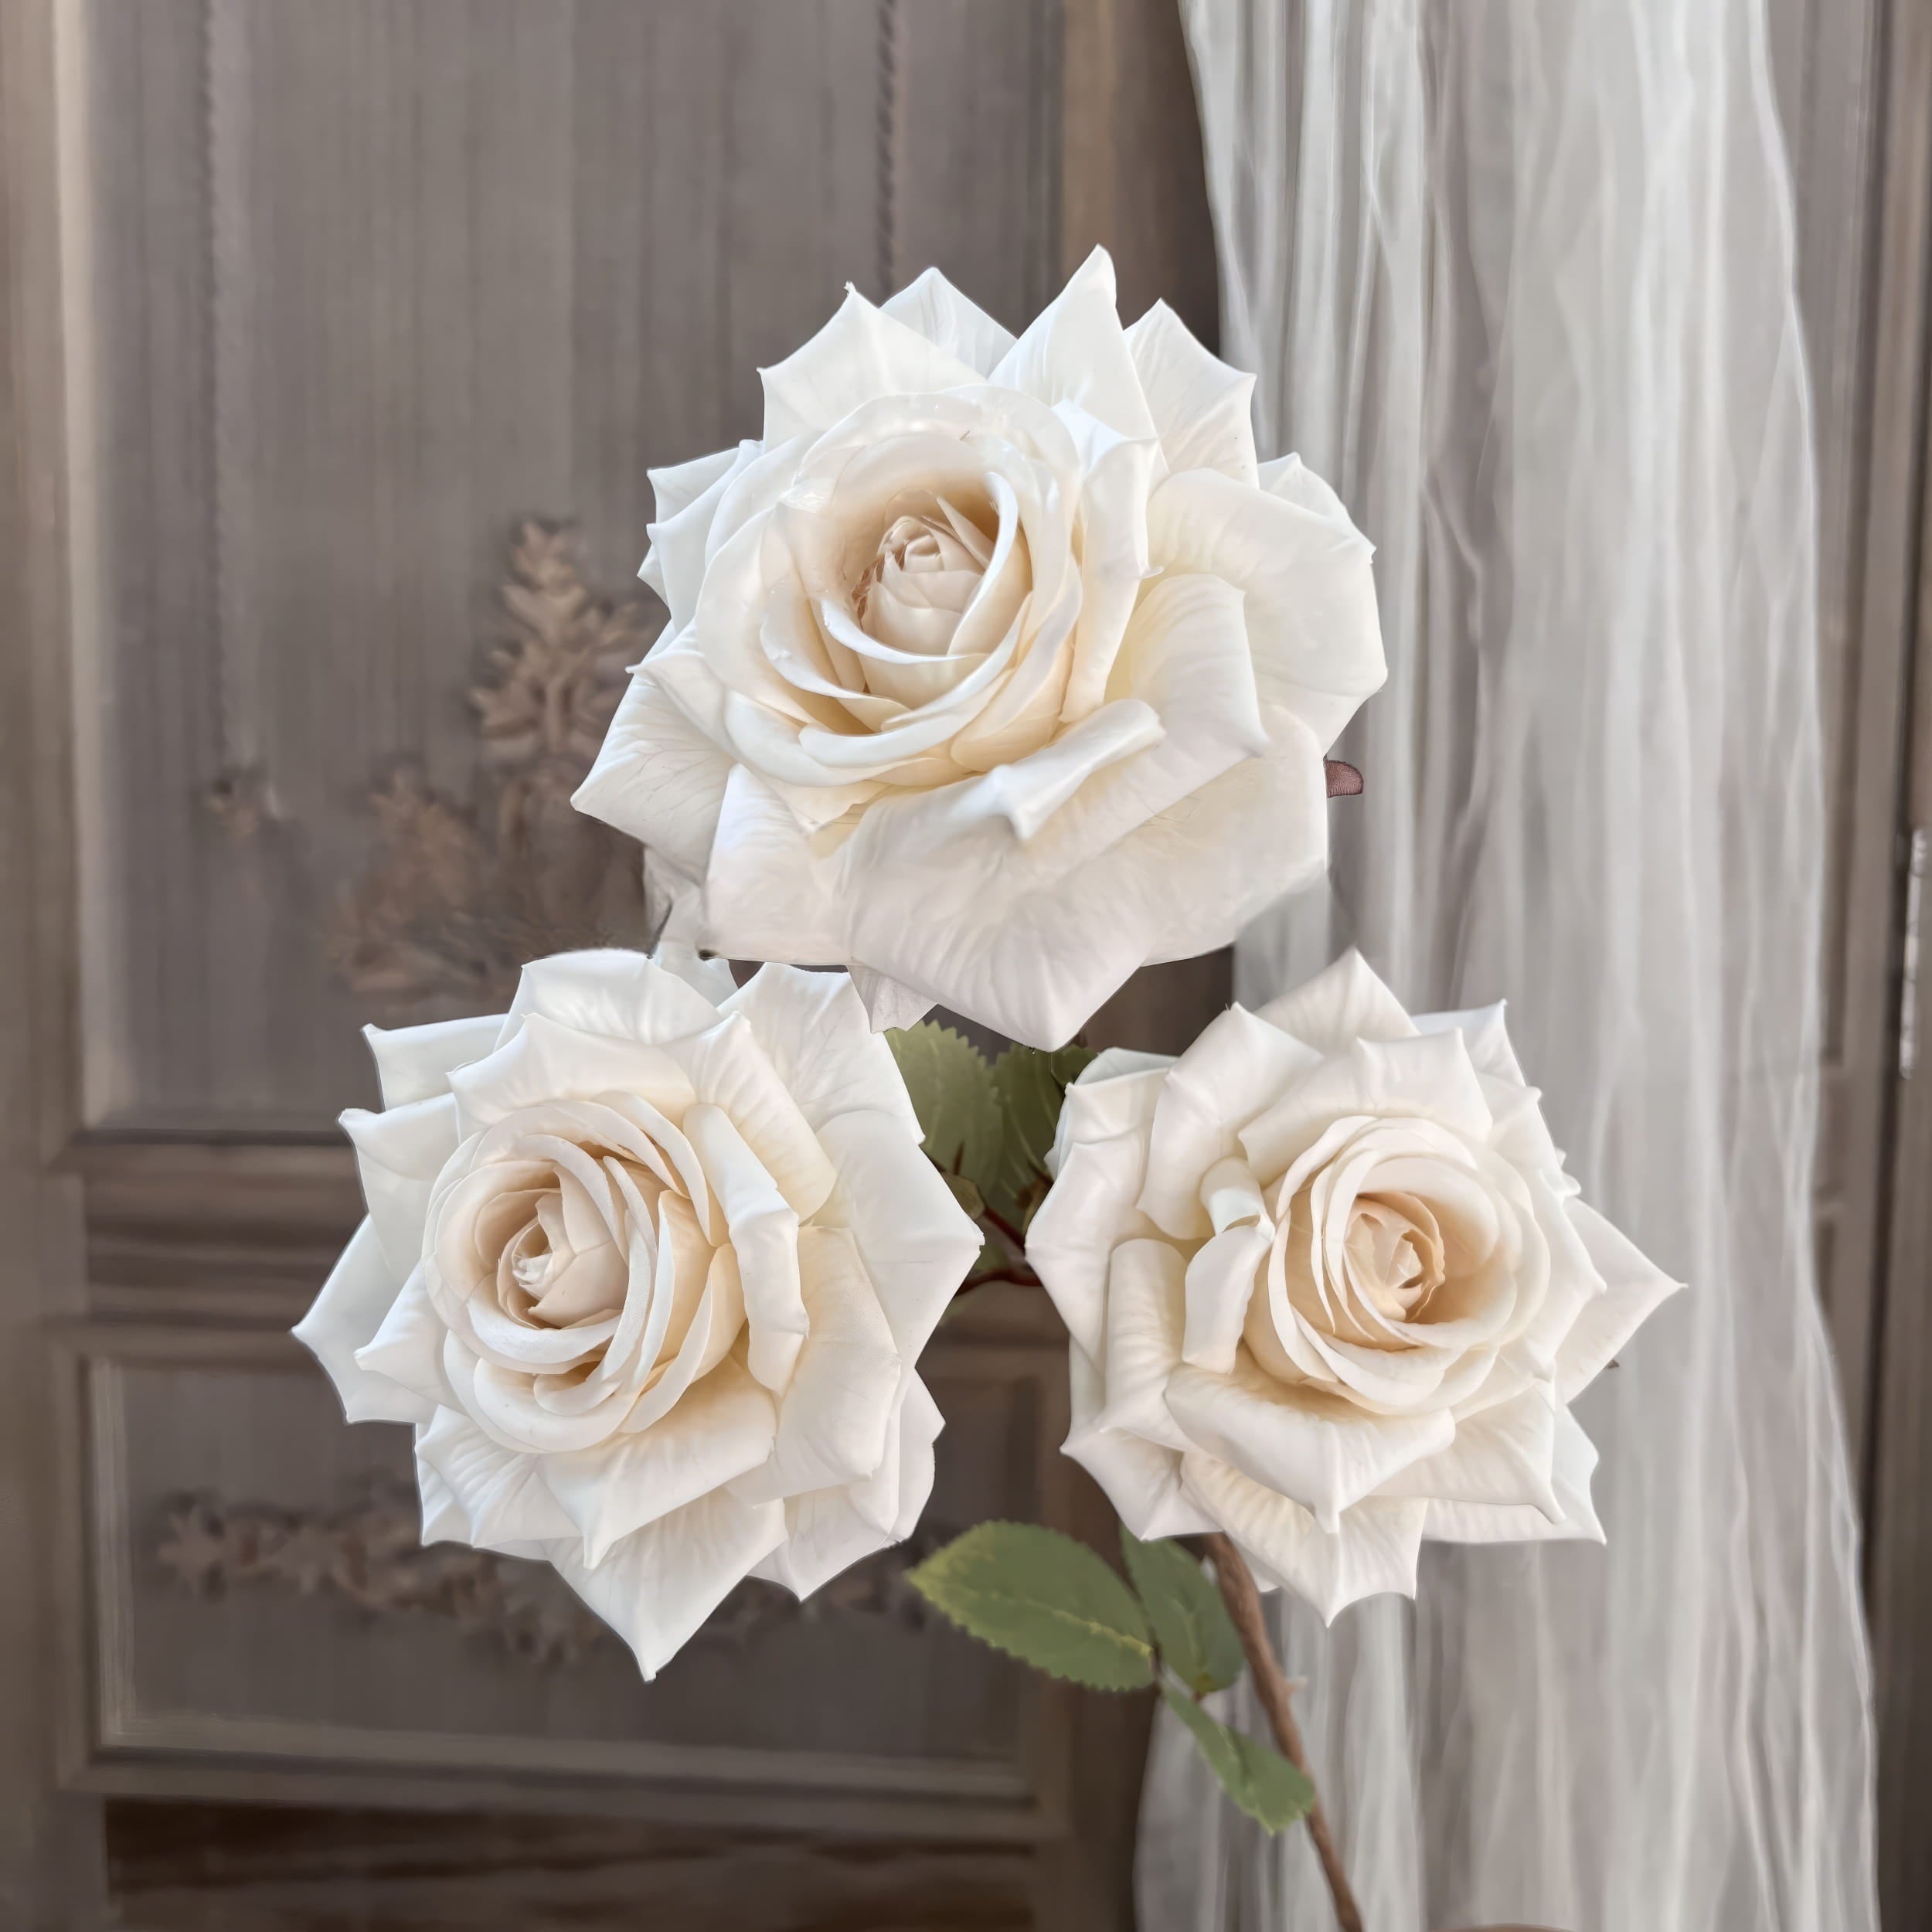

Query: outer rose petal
left=570, top=669, right=734, bottom=878
left=880, top=266, right=1016, bottom=374
left=1063, top=1343, right=1216, bottom=1541
left=1124, top=299, right=1259, bottom=485
left=551, top=1487, right=789, bottom=1679
left=506, top=946, right=725, bottom=1050
left=1147, top=464, right=1386, bottom=750
left=722, top=963, right=922, bottom=1138
left=737, top=1226, right=902, bottom=1501
left=1028, top=1131, right=1155, bottom=1360
left=362, top=1015, right=505, bottom=1110
left=1166, top=1361, right=1455, bottom=1531
left=991, top=247, right=1158, bottom=444
left=538, top=1353, right=779, bottom=1564
left=1422, top=1406, right=1605, bottom=1545
left=294, top=1218, right=434, bottom=1423
left=760, top=287, right=982, bottom=444
left=1137, top=1004, right=1320, bottom=1238
left=1182, top=1451, right=1428, bottom=1623
left=1554, top=1202, right=1685, bottom=1401
left=758, top=1375, right=946, bottom=1598
left=338, top=1094, right=459, bottom=1278
left=414, top=1409, right=580, bottom=1552
left=816, top=1108, right=983, bottom=1362
left=1253, top=947, right=1418, bottom=1056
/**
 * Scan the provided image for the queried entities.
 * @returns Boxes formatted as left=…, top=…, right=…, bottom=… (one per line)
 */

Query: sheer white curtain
left=1142, top=3, right=1879, bottom=1929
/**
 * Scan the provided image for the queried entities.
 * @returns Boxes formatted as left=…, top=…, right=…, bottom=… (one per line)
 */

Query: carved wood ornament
left=330, top=523, right=655, bottom=1014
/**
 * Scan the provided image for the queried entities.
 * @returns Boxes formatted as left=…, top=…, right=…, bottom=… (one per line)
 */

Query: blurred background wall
left=1, top=1, right=1930, bottom=1927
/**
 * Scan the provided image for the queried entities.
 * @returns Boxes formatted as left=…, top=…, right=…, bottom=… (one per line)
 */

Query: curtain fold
left=1145, top=2, right=1879, bottom=1927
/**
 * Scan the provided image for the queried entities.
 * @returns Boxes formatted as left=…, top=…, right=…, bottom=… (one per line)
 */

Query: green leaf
left=987, top=1042, right=1098, bottom=1226
left=1120, top=1528, right=1244, bottom=1696
left=1160, top=1684, right=1316, bottom=1832
left=907, top=1522, right=1155, bottom=1691
left=886, top=1023, right=1003, bottom=1192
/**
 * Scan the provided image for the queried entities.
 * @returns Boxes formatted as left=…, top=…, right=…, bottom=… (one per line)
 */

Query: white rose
left=294, top=947, right=981, bottom=1676
left=1026, top=951, right=1681, bottom=1619
left=571, top=248, right=1386, bottom=1048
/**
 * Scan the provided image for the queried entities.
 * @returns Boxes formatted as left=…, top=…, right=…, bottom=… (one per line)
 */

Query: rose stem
left=1202, top=1532, right=1366, bottom=1932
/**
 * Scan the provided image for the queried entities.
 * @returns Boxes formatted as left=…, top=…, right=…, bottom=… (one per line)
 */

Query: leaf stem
left=1202, top=1532, right=1365, bottom=1932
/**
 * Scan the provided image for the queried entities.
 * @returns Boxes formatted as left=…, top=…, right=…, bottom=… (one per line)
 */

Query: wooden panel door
left=0, top=2, right=1216, bottom=1925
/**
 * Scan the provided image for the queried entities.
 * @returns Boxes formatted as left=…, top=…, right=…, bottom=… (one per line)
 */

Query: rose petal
left=722, top=964, right=922, bottom=1138
left=1063, top=1343, right=1216, bottom=1539
left=1027, top=1131, right=1155, bottom=1360
left=362, top=1015, right=505, bottom=1110
left=682, top=1103, right=806, bottom=1393
left=848, top=966, right=937, bottom=1034
left=1123, top=299, right=1259, bottom=484
left=1180, top=1218, right=1272, bottom=1375
left=1182, top=1451, right=1428, bottom=1621
left=736, top=1226, right=901, bottom=1501
left=538, top=1353, right=778, bottom=1564
left=339, top=1094, right=460, bottom=1278
left=1138, top=1005, right=1321, bottom=1238
left=990, top=247, right=1158, bottom=444
left=1146, top=465, right=1385, bottom=750
left=570, top=668, right=735, bottom=877
left=1372, top=1385, right=1561, bottom=1519
left=880, top=267, right=1016, bottom=374
left=962, top=698, right=1166, bottom=842
left=507, top=950, right=724, bottom=1050
left=1240, top=1032, right=1492, bottom=1182
left=1253, top=949, right=1417, bottom=1056
left=413, top=1407, right=580, bottom=1551
left=1094, top=1239, right=1191, bottom=1450
left=354, top=1260, right=461, bottom=1411
left=550, top=1488, right=788, bottom=1679
left=447, top=1013, right=696, bottom=1138
left=815, top=1107, right=982, bottom=1362
left=1166, top=1362, right=1454, bottom=1530
left=647, top=444, right=760, bottom=631
left=702, top=764, right=849, bottom=967
left=1553, top=1202, right=1684, bottom=1402
left=760, top=287, right=982, bottom=444
left=666, top=1012, right=837, bottom=1218
left=1053, top=1055, right=1171, bottom=1165
left=1422, top=1406, right=1604, bottom=1544
left=294, top=1218, right=435, bottom=1423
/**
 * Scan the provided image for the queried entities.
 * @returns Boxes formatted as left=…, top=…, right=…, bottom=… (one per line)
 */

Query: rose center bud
left=1343, top=1193, right=1446, bottom=1324
left=853, top=495, right=992, bottom=662
left=495, top=1168, right=631, bottom=1331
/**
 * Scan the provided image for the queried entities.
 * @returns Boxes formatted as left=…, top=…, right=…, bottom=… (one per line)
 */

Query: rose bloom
left=572, top=249, right=1386, bottom=1048
left=1026, top=952, right=1681, bottom=1618
left=294, top=948, right=981, bottom=1675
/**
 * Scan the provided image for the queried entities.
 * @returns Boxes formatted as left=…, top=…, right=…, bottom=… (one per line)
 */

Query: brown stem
left=1202, top=1532, right=1366, bottom=1932
left=955, top=1262, right=1043, bottom=1293
left=978, top=1202, right=1031, bottom=1253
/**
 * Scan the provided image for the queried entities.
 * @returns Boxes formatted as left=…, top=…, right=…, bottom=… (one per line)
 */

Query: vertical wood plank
left=0, top=0, right=109, bottom=1917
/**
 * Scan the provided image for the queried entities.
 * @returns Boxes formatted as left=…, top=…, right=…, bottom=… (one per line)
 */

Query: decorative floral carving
left=330, top=522, right=655, bottom=1013
left=155, top=1481, right=943, bottom=1672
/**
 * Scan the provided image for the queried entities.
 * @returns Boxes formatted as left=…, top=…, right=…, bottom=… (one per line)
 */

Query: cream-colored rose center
left=433, top=1103, right=752, bottom=1451
left=852, top=497, right=992, bottom=674
left=1341, top=1193, right=1445, bottom=1323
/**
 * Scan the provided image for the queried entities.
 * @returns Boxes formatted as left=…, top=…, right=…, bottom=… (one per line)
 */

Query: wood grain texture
left=72, top=0, right=1063, bottom=1134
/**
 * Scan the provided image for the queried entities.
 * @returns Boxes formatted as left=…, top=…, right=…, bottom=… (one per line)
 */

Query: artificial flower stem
left=1202, top=1532, right=1366, bottom=1932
